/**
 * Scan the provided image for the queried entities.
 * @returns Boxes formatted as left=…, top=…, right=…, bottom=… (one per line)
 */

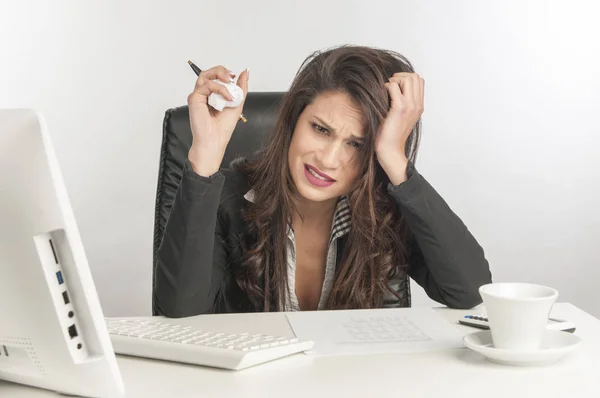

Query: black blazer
left=152, top=159, right=492, bottom=317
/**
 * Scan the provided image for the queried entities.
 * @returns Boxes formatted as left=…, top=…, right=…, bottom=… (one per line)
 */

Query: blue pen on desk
left=187, top=60, right=247, bottom=123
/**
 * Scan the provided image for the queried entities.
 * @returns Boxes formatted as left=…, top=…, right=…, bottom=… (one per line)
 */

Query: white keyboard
left=105, top=318, right=314, bottom=370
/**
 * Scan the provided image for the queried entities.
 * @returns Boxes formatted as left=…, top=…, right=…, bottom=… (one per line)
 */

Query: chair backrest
left=152, top=92, right=285, bottom=313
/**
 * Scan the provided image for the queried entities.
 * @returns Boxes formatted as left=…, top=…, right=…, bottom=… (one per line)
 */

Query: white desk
left=2, top=303, right=600, bottom=397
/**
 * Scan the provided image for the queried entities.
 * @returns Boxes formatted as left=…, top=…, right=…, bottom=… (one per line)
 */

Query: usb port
left=68, top=325, right=78, bottom=339
left=56, top=271, right=64, bottom=285
left=62, top=291, right=70, bottom=305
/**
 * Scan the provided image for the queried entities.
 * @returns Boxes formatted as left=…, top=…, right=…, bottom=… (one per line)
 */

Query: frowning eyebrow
left=313, top=116, right=365, bottom=142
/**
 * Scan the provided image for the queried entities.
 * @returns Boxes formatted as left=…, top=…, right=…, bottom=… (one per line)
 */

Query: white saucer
left=463, top=329, right=581, bottom=366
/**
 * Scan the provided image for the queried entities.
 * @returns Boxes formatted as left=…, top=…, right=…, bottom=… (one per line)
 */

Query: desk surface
left=2, top=303, right=600, bottom=398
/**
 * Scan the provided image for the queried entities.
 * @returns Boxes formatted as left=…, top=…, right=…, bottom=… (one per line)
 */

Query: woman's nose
left=318, top=142, right=343, bottom=169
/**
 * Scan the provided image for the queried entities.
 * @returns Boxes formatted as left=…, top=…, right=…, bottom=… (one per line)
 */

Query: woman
left=153, top=45, right=492, bottom=317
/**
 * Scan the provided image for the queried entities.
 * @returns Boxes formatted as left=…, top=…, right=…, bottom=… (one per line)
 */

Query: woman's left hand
left=375, top=72, right=424, bottom=185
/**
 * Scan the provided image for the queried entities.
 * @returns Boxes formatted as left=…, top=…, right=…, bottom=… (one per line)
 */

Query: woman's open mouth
left=304, top=164, right=336, bottom=188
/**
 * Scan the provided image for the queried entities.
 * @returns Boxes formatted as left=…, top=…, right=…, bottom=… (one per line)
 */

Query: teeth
left=308, top=168, right=328, bottom=181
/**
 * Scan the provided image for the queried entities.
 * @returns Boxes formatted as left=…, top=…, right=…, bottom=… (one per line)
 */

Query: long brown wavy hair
left=233, top=45, right=421, bottom=312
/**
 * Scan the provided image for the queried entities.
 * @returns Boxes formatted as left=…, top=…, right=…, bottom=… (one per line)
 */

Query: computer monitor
left=0, top=109, right=125, bottom=397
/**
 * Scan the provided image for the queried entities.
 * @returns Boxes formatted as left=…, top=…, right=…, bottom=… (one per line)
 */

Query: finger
left=195, top=65, right=235, bottom=87
left=236, top=68, right=249, bottom=100
left=391, top=72, right=413, bottom=84
left=390, top=73, right=424, bottom=108
left=389, top=74, right=413, bottom=101
left=195, top=80, right=234, bottom=101
left=392, top=72, right=412, bottom=77
left=407, top=73, right=423, bottom=111
left=384, top=81, right=403, bottom=110
left=419, top=76, right=425, bottom=110
left=411, top=74, right=421, bottom=106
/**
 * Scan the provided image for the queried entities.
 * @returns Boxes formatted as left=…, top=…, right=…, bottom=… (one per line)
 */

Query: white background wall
left=1, top=0, right=599, bottom=317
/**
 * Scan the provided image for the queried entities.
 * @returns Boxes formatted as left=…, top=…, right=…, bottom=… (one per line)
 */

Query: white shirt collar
left=243, top=190, right=351, bottom=240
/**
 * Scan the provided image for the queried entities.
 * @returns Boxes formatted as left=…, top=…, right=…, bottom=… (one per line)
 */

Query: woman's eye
left=349, top=141, right=362, bottom=148
left=312, top=123, right=328, bottom=135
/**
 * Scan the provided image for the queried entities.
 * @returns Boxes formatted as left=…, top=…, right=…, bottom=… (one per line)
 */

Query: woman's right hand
left=186, top=65, right=249, bottom=177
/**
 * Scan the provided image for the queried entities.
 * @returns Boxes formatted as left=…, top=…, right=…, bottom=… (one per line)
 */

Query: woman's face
left=288, top=91, right=365, bottom=204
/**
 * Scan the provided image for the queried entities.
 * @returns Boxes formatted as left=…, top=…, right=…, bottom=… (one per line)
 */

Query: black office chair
left=151, top=92, right=285, bottom=315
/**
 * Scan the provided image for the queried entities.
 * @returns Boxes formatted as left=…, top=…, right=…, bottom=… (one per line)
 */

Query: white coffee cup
left=479, top=283, right=558, bottom=351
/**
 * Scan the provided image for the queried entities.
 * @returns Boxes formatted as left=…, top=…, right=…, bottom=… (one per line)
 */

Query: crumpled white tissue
left=208, top=79, right=244, bottom=111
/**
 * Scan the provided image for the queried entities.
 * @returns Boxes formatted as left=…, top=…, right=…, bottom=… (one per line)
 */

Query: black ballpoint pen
left=188, top=60, right=247, bottom=123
